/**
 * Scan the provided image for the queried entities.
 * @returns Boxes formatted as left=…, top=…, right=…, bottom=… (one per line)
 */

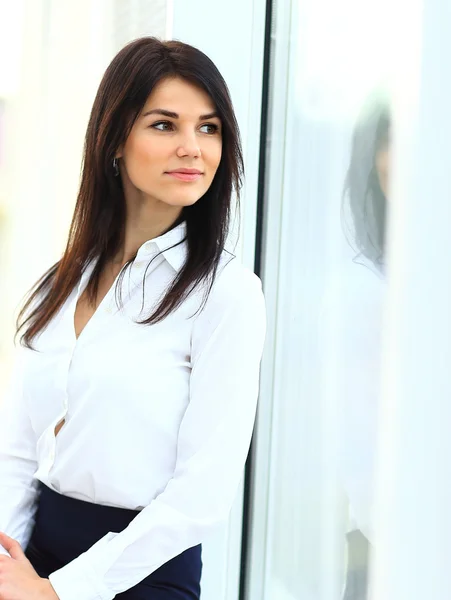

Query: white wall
left=1, top=0, right=115, bottom=363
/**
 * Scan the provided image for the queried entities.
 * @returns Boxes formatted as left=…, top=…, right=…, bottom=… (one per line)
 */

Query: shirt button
left=105, top=306, right=112, bottom=314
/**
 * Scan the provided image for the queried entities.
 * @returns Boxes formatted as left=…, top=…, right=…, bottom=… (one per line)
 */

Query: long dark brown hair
left=342, top=90, right=390, bottom=270
left=17, top=37, right=243, bottom=349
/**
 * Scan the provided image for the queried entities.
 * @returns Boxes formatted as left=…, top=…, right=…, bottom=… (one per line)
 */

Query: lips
left=165, top=169, right=203, bottom=182
left=167, top=168, right=203, bottom=174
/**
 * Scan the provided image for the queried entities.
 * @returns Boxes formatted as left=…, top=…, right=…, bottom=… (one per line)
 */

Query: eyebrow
left=142, top=108, right=220, bottom=120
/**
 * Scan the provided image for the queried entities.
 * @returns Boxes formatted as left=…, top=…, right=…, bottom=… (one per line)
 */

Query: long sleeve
left=326, top=266, right=384, bottom=543
left=338, top=309, right=381, bottom=544
left=49, top=269, right=266, bottom=600
left=0, top=347, right=40, bottom=555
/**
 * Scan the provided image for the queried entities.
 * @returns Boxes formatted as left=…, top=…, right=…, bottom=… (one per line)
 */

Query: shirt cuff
left=49, top=556, right=115, bottom=600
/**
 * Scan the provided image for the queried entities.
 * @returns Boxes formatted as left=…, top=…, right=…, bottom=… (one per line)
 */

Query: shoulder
left=191, top=253, right=266, bottom=352
left=193, top=252, right=265, bottom=327
left=341, top=261, right=385, bottom=324
left=217, top=251, right=262, bottom=290
left=209, top=252, right=264, bottom=307
left=323, top=259, right=385, bottom=316
left=320, top=259, right=386, bottom=356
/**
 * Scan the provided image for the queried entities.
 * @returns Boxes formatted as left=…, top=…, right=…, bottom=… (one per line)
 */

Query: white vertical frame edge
left=244, top=0, right=294, bottom=598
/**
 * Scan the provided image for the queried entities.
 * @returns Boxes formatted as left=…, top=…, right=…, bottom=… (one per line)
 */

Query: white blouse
left=0, top=222, right=266, bottom=600
left=323, top=258, right=385, bottom=543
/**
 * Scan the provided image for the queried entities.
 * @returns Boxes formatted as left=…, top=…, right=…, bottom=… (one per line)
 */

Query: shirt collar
left=136, top=220, right=188, bottom=273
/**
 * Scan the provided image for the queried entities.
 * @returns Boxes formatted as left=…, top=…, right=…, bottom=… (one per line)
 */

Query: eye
left=151, top=121, right=174, bottom=132
left=199, top=123, right=220, bottom=134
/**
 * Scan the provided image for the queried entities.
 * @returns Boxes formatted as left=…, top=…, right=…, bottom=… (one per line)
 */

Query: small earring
left=112, top=158, right=120, bottom=177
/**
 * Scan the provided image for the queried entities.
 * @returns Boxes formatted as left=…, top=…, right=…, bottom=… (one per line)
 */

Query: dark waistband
left=32, top=482, right=143, bottom=562
left=28, top=483, right=202, bottom=597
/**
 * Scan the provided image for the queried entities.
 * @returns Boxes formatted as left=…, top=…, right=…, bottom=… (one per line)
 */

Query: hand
left=0, top=533, right=59, bottom=599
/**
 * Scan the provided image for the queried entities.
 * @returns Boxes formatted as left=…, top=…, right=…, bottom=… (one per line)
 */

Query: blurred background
left=1, top=1, right=451, bottom=600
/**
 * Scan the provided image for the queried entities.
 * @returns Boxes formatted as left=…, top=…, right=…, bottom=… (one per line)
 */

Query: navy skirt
left=25, top=483, right=202, bottom=599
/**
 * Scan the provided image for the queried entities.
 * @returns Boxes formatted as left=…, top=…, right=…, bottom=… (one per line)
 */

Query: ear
left=115, top=146, right=123, bottom=159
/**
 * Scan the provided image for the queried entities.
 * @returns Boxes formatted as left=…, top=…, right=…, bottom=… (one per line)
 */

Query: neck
left=113, top=192, right=183, bottom=267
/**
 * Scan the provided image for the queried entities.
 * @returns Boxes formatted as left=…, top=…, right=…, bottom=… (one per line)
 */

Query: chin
left=166, top=195, right=203, bottom=208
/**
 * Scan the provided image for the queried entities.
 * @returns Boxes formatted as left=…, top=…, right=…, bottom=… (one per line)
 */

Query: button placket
left=46, top=335, right=75, bottom=479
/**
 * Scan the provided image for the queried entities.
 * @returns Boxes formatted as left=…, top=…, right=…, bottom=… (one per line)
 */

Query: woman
left=0, top=37, right=266, bottom=600
left=340, top=90, right=390, bottom=599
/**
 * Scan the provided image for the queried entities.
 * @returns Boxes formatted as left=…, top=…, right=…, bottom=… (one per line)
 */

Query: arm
left=335, top=269, right=384, bottom=543
left=0, top=347, right=40, bottom=555
left=49, top=269, right=266, bottom=600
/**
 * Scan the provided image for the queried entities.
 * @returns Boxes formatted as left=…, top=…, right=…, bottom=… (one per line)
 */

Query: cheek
left=206, top=142, right=223, bottom=176
left=375, top=149, right=389, bottom=188
left=123, top=131, right=177, bottom=181
left=126, top=136, right=160, bottom=168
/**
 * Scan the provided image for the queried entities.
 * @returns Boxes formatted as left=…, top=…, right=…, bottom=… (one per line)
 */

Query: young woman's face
left=117, top=77, right=223, bottom=208
left=375, top=127, right=390, bottom=199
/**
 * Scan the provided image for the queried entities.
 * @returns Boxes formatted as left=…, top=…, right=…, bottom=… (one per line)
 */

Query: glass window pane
left=249, top=0, right=406, bottom=598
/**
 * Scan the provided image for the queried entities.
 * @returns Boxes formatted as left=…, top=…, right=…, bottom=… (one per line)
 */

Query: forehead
left=142, top=77, right=217, bottom=116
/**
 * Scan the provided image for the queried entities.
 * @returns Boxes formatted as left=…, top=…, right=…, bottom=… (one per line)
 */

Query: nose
left=176, top=130, right=201, bottom=159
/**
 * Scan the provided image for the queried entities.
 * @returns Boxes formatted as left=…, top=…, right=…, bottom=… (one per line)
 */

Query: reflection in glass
left=340, top=90, right=391, bottom=600
left=343, top=90, right=391, bottom=271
